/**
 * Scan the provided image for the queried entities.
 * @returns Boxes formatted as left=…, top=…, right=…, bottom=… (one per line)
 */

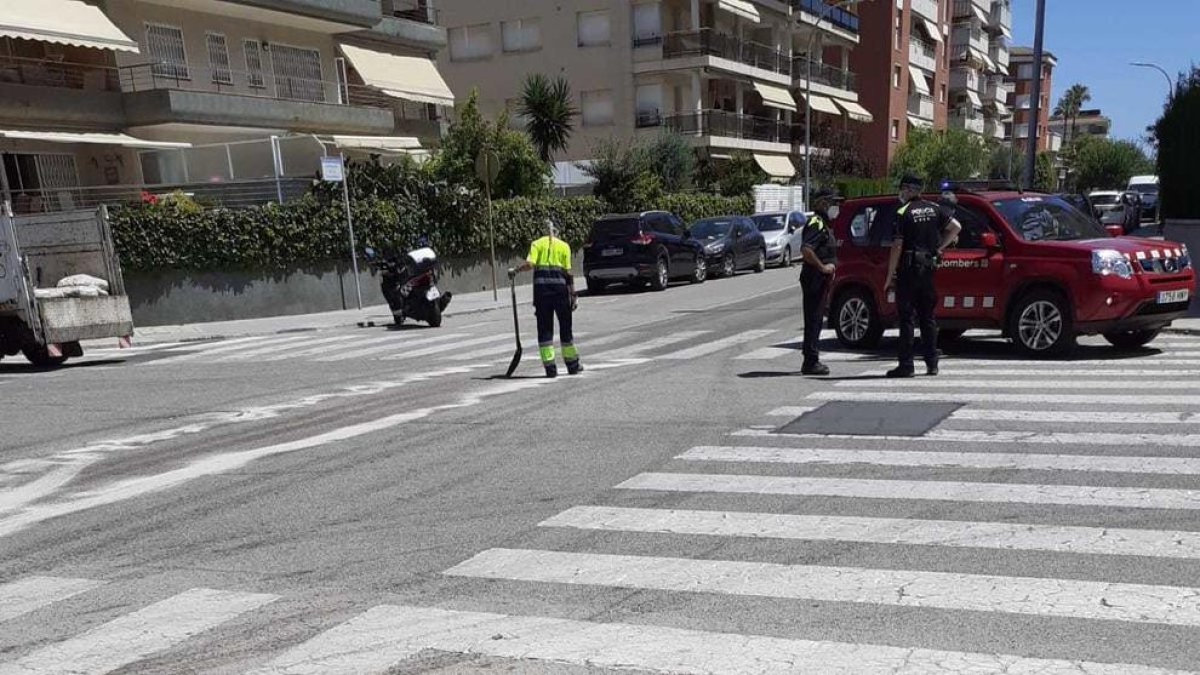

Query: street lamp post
left=1130, top=61, right=1174, bottom=226
left=803, top=0, right=869, bottom=209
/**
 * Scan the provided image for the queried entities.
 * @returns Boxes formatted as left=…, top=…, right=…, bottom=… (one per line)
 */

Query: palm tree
left=1054, top=83, right=1092, bottom=147
left=519, top=73, right=578, bottom=164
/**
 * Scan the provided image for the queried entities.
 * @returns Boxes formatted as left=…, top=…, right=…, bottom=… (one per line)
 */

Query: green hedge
left=110, top=191, right=753, bottom=273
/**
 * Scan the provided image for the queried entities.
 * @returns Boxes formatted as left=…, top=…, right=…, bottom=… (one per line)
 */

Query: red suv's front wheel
left=832, top=288, right=883, bottom=349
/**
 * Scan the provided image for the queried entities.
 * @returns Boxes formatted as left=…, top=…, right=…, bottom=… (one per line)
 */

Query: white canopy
left=907, top=115, right=933, bottom=129
left=338, top=43, right=455, bottom=107
left=803, top=93, right=841, bottom=115
left=989, top=100, right=1010, bottom=116
left=0, top=0, right=138, bottom=52
left=980, top=51, right=998, bottom=72
left=969, top=4, right=990, bottom=23
left=908, top=66, right=931, bottom=95
left=716, top=0, right=761, bottom=23
left=754, top=82, right=798, bottom=113
left=964, top=89, right=983, bottom=107
left=834, top=99, right=874, bottom=123
left=753, top=154, right=795, bottom=178
left=0, top=129, right=189, bottom=149
left=332, top=136, right=423, bottom=154
left=917, top=18, right=943, bottom=43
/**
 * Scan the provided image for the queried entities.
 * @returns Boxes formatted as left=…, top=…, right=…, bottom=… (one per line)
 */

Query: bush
left=429, top=89, right=549, bottom=199
left=1071, top=136, right=1153, bottom=191
left=834, top=176, right=894, bottom=198
left=1155, top=66, right=1200, bottom=219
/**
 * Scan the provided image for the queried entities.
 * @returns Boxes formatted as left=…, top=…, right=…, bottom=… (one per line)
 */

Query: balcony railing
left=909, top=37, right=937, bottom=72
left=384, top=0, right=438, bottom=24
left=792, top=56, right=857, bottom=91
left=662, top=29, right=790, bottom=76
left=0, top=55, right=121, bottom=92
left=791, top=0, right=861, bottom=33
left=949, top=67, right=979, bottom=92
left=989, top=41, right=1010, bottom=69
left=953, top=0, right=988, bottom=19
left=911, top=0, right=940, bottom=21
left=907, top=93, right=935, bottom=119
left=635, top=110, right=664, bottom=128
left=989, top=1, right=1012, bottom=31
left=663, top=109, right=790, bottom=144
left=953, top=26, right=989, bottom=55
left=985, top=117, right=1005, bottom=139
left=950, top=111, right=985, bottom=133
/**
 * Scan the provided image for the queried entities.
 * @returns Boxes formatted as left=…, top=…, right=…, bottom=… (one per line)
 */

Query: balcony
left=989, top=0, right=1013, bottom=33
left=949, top=67, right=980, bottom=93
left=355, top=0, right=446, bottom=49
left=909, top=37, right=937, bottom=72
left=907, top=93, right=934, bottom=120
left=661, top=29, right=790, bottom=76
left=792, top=56, right=857, bottom=92
left=912, top=0, right=941, bottom=21
left=985, top=75, right=1011, bottom=102
left=223, top=0, right=382, bottom=28
left=952, top=26, right=989, bottom=56
left=985, top=117, right=1005, bottom=139
left=383, top=0, right=435, bottom=23
left=952, top=0, right=989, bottom=19
left=118, top=62, right=396, bottom=135
left=663, top=109, right=790, bottom=144
left=989, top=40, right=1010, bottom=70
left=950, top=110, right=985, bottom=133
left=0, top=55, right=126, bottom=128
left=791, top=0, right=861, bottom=33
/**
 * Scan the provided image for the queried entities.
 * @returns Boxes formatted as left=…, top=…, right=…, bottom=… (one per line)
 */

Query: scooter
left=365, top=241, right=452, bottom=327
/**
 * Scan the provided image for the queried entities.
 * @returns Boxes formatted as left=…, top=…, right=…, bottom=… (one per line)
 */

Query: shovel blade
left=505, top=345, right=522, bottom=378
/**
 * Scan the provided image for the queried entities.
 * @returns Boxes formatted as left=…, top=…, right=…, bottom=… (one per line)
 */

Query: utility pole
left=1023, top=0, right=1046, bottom=190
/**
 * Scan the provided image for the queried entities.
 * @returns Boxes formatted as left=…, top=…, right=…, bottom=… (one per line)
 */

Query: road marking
left=737, top=426, right=1200, bottom=449
left=313, top=332, right=470, bottom=362
left=440, top=331, right=609, bottom=362
left=617, top=472, right=1200, bottom=510
left=445, top=548, right=1200, bottom=627
left=246, top=604, right=1189, bottom=675
left=258, top=335, right=405, bottom=361
left=679, top=445, right=1200, bottom=475
left=761, top=406, right=1200, bottom=426
left=588, top=330, right=710, bottom=362
left=658, top=329, right=776, bottom=360
left=542, top=505, right=1200, bottom=560
left=734, top=340, right=800, bottom=360
left=808, top=390, right=1200, bottom=406
left=145, top=335, right=306, bottom=365
left=214, top=335, right=361, bottom=362
left=909, top=368, right=1200, bottom=377
left=378, top=333, right=510, bottom=360
left=0, top=588, right=277, bottom=675
left=0, top=576, right=104, bottom=623
left=954, top=358, right=1200, bottom=367
left=839, top=379, right=1200, bottom=390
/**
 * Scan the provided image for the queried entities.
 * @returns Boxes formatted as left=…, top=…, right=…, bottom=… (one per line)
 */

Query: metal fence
left=792, top=56, right=857, bottom=91
left=5, top=178, right=314, bottom=215
left=664, top=110, right=791, bottom=144
left=662, top=29, right=790, bottom=76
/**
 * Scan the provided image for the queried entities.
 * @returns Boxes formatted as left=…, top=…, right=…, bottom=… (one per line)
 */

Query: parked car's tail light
left=631, top=232, right=655, bottom=245
left=1092, top=249, right=1133, bottom=279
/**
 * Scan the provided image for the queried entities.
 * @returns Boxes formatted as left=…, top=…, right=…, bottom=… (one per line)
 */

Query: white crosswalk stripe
left=140, top=336, right=278, bottom=365
left=737, top=426, right=1200, bottom=448
left=0, top=587, right=277, bottom=674
left=840, top=379, right=1200, bottom=390
left=769, top=405, right=1200, bottom=425
left=587, top=330, right=710, bottom=361
left=809, top=390, right=1200, bottom=406
left=212, top=334, right=361, bottom=362
left=0, top=576, right=103, bottom=623
left=378, top=333, right=510, bottom=360
left=313, top=332, right=470, bottom=362
left=658, top=329, right=777, bottom=360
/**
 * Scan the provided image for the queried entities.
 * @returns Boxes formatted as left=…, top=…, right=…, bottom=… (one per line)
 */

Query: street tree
left=519, top=73, right=578, bottom=164
left=1071, top=136, right=1154, bottom=191
left=889, top=128, right=989, bottom=188
left=1154, top=66, right=1200, bottom=219
left=1053, top=83, right=1092, bottom=148
left=433, top=90, right=549, bottom=200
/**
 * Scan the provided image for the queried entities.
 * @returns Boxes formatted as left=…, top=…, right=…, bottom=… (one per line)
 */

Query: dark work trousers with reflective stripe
left=896, top=266, right=938, bottom=367
left=534, top=287, right=576, bottom=369
left=799, top=268, right=829, bottom=365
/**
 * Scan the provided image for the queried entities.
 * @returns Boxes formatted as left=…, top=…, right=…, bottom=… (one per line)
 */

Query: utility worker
left=885, top=174, right=962, bottom=378
left=798, top=187, right=843, bottom=376
left=509, top=219, right=582, bottom=378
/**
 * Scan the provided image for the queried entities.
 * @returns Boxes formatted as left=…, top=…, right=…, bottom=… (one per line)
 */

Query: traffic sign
left=321, top=155, right=345, bottom=182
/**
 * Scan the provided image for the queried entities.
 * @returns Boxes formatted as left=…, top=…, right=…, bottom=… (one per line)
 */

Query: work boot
left=801, top=361, right=830, bottom=376
left=886, top=365, right=916, bottom=378
left=567, top=361, right=584, bottom=375
left=926, top=361, right=939, bottom=376
left=544, top=363, right=558, bottom=379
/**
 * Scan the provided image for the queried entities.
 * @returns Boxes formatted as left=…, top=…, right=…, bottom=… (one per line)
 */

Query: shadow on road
left=0, top=359, right=125, bottom=373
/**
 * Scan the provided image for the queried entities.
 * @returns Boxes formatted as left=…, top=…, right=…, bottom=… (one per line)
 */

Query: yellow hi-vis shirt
left=527, top=236, right=572, bottom=287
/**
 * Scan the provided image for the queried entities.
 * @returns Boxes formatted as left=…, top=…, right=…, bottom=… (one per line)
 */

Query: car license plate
left=602, top=247, right=623, bottom=257
left=1158, top=289, right=1189, bottom=304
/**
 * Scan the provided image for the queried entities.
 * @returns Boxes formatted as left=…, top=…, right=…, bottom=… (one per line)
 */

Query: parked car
left=751, top=211, right=807, bottom=267
left=1128, top=175, right=1160, bottom=221
left=582, top=211, right=706, bottom=293
left=1098, top=192, right=1144, bottom=235
left=690, top=216, right=768, bottom=278
left=1087, top=190, right=1121, bottom=218
left=827, top=188, right=1194, bottom=357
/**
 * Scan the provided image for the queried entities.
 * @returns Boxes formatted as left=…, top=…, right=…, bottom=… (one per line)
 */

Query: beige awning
left=0, top=0, right=138, bottom=52
left=803, top=93, right=841, bottom=115
left=970, top=4, right=990, bottom=23
left=0, top=129, right=189, bottom=149
left=754, top=82, right=798, bottom=112
left=964, top=89, right=983, bottom=107
left=717, top=0, right=761, bottom=23
left=753, top=154, right=795, bottom=178
left=918, top=18, right=943, bottom=43
left=332, top=136, right=422, bottom=155
left=907, top=115, right=933, bottom=129
left=980, top=52, right=998, bottom=72
left=1000, top=24, right=1013, bottom=39
left=338, top=43, right=455, bottom=107
left=989, top=100, right=1010, bottom=116
left=834, top=99, right=874, bottom=123
left=908, top=66, right=931, bottom=95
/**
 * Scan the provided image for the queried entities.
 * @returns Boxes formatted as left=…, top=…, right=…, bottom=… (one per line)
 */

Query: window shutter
left=206, top=33, right=233, bottom=84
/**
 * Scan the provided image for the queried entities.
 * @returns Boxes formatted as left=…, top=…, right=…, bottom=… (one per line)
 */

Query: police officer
left=509, top=219, right=582, bottom=378
left=885, top=175, right=962, bottom=378
left=798, top=187, right=842, bottom=376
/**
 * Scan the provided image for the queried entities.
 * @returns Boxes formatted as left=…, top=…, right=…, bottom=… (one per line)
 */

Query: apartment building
left=1005, top=45, right=1056, bottom=154
left=850, top=0, right=950, bottom=175
left=0, top=0, right=453, bottom=213
left=947, top=0, right=1010, bottom=142
left=1049, top=107, right=1111, bottom=143
left=437, top=0, right=874, bottom=186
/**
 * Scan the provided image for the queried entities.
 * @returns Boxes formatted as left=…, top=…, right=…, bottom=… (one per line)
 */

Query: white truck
left=0, top=204, right=134, bottom=366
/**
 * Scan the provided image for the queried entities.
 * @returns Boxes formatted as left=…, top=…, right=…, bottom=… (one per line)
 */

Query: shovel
left=504, top=274, right=522, bottom=378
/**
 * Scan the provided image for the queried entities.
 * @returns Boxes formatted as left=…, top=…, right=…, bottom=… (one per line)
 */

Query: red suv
left=827, top=190, right=1195, bottom=356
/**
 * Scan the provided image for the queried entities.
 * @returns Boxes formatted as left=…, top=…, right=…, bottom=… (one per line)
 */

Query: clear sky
left=1009, top=0, right=1195, bottom=143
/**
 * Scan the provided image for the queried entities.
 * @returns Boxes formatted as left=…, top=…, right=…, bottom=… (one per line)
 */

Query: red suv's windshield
left=991, top=196, right=1109, bottom=242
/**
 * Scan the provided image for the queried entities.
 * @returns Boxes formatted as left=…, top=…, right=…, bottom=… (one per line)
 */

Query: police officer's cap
left=811, top=187, right=844, bottom=203
left=899, top=174, right=924, bottom=189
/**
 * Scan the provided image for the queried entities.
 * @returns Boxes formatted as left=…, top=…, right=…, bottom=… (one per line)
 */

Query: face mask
left=827, top=205, right=840, bottom=220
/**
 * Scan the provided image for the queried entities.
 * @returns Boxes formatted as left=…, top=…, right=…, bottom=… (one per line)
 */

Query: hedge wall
left=110, top=191, right=752, bottom=273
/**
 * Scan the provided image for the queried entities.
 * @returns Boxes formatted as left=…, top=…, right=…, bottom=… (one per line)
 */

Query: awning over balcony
left=907, top=115, right=933, bottom=129
left=753, top=154, right=795, bottom=178
left=0, top=0, right=139, bottom=53
left=716, top=0, right=761, bottom=23
left=1000, top=24, right=1013, bottom=39
left=980, top=52, right=998, bottom=72
left=968, top=4, right=989, bottom=23
left=833, top=99, right=874, bottom=123
left=916, top=18, right=943, bottom=43
left=802, top=93, right=841, bottom=115
left=908, top=66, right=931, bottom=95
left=754, top=83, right=798, bottom=113
left=989, top=100, right=1010, bottom=116
left=332, top=136, right=423, bottom=155
left=338, top=44, right=455, bottom=107
left=964, top=90, right=983, bottom=107
left=0, top=129, right=189, bottom=149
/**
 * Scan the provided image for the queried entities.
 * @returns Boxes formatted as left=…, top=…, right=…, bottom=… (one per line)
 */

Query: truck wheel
left=1009, top=290, right=1075, bottom=357
left=649, top=257, right=669, bottom=291
left=1103, top=329, right=1159, bottom=350
left=832, top=288, right=883, bottom=349
left=22, top=345, right=68, bottom=368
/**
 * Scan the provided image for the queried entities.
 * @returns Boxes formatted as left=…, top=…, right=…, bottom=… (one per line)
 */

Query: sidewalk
left=1166, top=317, right=1200, bottom=335
left=120, top=285, right=531, bottom=346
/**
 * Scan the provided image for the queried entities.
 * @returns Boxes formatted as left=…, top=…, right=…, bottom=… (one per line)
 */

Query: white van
left=1127, top=175, right=1160, bottom=221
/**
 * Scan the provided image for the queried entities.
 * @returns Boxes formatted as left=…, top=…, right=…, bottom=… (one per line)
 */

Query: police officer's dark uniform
left=886, top=175, right=961, bottom=378
left=799, top=188, right=841, bottom=376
